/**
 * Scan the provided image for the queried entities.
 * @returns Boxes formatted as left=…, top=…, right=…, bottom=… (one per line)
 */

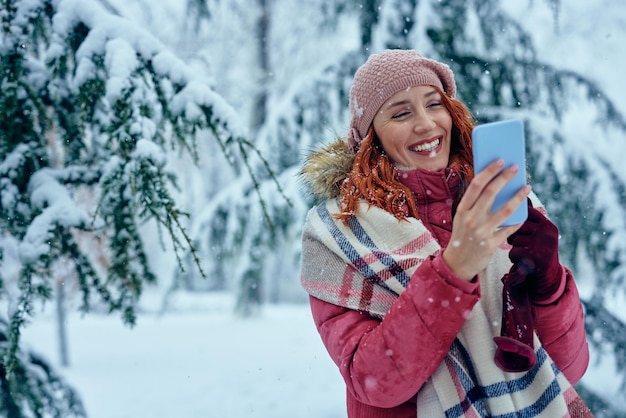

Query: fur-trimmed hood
left=299, top=139, right=354, bottom=202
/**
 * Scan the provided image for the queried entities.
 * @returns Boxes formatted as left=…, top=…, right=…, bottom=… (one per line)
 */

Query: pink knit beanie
left=348, top=49, right=457, bottom=150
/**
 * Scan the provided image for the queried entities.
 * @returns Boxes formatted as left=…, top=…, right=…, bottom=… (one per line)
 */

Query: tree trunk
left=56, top=278, right=70, bottom=367
left=250, top=0, right=271, bottom=133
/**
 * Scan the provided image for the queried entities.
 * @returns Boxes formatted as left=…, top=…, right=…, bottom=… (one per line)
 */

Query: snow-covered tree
left=171, top=0, right=362, bottom=313
left=0, top=0, right=280, bottom=414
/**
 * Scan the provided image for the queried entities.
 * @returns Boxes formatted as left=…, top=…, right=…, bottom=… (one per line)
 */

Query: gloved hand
left=506, top=203, right=564, bottom=303
left=493, top=266, right=536, bottom=372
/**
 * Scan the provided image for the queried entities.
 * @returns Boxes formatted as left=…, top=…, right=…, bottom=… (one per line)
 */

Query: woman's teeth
left=411, top=138, right=440, bottom=152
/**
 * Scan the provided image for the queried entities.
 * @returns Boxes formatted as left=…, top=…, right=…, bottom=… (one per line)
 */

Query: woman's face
left=373, top=85, right=452, bottom=172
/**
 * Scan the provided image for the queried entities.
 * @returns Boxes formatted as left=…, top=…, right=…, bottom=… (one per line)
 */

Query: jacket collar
left=396, top=166, right=461, bottom=206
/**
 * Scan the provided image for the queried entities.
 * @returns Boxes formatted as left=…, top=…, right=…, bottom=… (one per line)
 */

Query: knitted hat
left=348, top=49, right=457, bottom=150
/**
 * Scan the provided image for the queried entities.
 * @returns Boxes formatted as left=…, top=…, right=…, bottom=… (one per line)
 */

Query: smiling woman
left=298, top=49, right=593, bottom=418
left=373, top=86, right=452, bottom=172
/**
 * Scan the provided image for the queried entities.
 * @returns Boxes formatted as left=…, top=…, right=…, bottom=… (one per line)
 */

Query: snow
left=21, top=293, right=346, bottom=418
left=170, top=80, right=247, bottom=139
left=0, top=144, right=28, bottom=209
left=132, top=139, right=165, bottom=166
left=19, top=169, right=90, bottom=263
left=104, top=38, right=138, bottom=103
left=20, top=290, right=625, bottom=417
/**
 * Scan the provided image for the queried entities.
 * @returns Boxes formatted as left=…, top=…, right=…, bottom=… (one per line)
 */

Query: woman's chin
left=409, top=158, right=449, bottom=172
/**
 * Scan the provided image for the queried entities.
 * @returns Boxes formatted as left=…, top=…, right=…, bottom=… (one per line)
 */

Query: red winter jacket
left=308, top=167, right=589, bottom=418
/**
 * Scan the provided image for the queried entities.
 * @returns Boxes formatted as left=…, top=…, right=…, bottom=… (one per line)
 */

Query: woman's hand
left=442, top=159, right=531, bottom=281
left=507, top=204, right=564, bottom=302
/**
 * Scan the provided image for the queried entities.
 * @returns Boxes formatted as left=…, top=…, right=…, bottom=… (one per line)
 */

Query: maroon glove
left=506, top=204, right=564, bottom=303
left=493, top=265, right=536, bottom=372
left=494, top=203, right=565, bottom=372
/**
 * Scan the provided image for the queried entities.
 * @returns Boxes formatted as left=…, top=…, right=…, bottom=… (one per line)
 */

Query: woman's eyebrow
left=385, top=89, right=441, bottom=110
left=385, top=99, right=411, bottom=109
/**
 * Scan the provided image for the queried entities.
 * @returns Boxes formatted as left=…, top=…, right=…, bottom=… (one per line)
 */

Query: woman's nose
left=413, top=113, right=436, bottom=133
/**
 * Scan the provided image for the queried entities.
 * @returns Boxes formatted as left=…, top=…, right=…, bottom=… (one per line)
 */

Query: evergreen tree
left=175, top=0, right=362, bottom=312
left=0, top=0, right=278, bottom=414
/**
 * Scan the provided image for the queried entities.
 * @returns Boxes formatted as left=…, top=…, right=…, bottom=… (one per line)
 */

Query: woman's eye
left=391, top=111, right=410, bottom=119
left=427, top=102, right=442, bottom=108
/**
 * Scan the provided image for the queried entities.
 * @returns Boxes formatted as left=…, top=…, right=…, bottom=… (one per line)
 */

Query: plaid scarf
left=301, top=199, right=593, bottom=417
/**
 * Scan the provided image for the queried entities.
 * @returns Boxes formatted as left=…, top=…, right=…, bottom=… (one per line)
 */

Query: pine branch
left=0, top=318, right=87, bottom=417
left=236, top=138, right=294, bottom=228
left=130, top=157, right=206, bottom=279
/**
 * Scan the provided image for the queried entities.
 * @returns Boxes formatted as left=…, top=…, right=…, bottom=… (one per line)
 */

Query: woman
left=299, top=49, right=592, bottom=417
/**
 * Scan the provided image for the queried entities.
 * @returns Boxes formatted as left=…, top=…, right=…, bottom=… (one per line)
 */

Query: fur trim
left=299, top=139, right=354, bottom=202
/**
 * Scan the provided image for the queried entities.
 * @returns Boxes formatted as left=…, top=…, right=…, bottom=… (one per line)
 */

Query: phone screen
left=472, top=119, right=528, bottom=226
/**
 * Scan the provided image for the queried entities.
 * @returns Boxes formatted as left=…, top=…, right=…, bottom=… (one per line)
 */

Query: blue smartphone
left=472, top=119, right=528, bottom=226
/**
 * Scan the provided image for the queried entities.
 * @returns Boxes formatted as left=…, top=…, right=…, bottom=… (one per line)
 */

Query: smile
left=409, top=138, right=440, bottom=152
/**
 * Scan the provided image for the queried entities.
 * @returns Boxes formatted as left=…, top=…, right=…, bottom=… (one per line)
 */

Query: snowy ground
left=19, top=290, right=626, bottom=417
left=21, top=293, right=346, bottom=418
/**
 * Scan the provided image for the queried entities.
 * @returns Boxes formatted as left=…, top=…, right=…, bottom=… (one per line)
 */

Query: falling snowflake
left=353, top=97, right=364, bottom=117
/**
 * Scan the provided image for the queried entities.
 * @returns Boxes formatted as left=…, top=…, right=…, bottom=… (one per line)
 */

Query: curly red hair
left=337, top=87, right=476, bottom=221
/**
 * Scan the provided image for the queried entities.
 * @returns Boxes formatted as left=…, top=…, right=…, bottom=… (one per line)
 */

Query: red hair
left=337, top=88, right=476, bottom=221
